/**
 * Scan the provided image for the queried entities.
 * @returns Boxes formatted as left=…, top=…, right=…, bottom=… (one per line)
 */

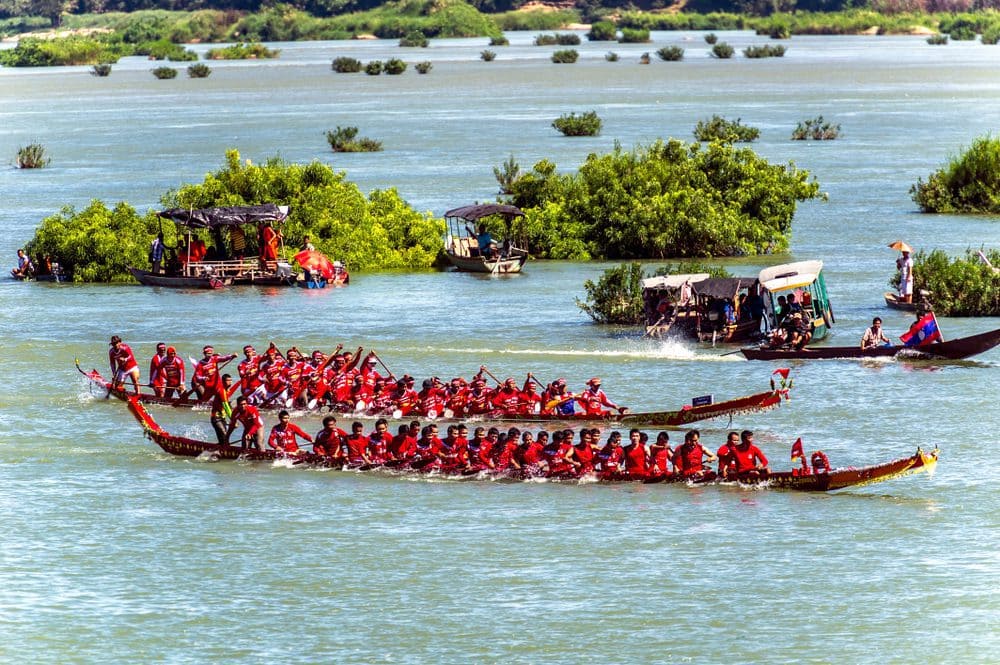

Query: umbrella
left=293, top=249, right=334, bottom=280
left=887, top=240, right=913, bottom=253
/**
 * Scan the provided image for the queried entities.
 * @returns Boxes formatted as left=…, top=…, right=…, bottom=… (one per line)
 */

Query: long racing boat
left=78, top=359, right=790, bottom=428
left=123, top=396, right=938, bottom=492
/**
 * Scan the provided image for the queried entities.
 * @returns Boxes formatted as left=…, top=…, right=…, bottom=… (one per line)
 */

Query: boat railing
left=182, top=258, right=279, bottom=279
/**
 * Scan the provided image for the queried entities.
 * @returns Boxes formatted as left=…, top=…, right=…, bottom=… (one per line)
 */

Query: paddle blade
left=442, top=408, right=454, bottom=419
left=307, top=398, right=318, bottom=410
left=427, top=409, right=438, bottom=420
left=355, top=400, right=367, bottom=413
left=392, top=409, right=403, bottom=419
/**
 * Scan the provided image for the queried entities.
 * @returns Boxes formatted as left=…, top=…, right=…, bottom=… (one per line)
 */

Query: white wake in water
left=427, top=338, right=744, bottom=362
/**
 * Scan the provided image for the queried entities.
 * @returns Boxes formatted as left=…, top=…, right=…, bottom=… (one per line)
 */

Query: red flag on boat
left=900, top=313, right=942, bottom=347
left=790, top=437, right=804, bottom=461
left=293, top=249, right=335, bottom=280
left=772, top=368, right=790, bottom=379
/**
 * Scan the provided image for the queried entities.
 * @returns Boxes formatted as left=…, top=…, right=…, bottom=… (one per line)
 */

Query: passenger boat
left=740, top=326, right=1000, bottom=361
left=642, top=260, right=835, bottom=344
left=130, top=204, right=347, bottom=289
left=444, top=203, right=529, bottom=274
left=123, top=396, right=939, bottom=492
left=78, top=360, right=790, bottom=428
left=642, top=273, right=763, bottom=342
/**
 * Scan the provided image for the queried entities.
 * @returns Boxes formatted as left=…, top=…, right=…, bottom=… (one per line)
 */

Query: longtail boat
left=124, top=397, right=938, bottom=492
left=77, top=360, right=789, bottom=428
left=741, top=326, right=1000, bottom=361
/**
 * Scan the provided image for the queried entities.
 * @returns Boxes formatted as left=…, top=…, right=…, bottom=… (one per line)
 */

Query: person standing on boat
left=267, top=410, right=312, bottom=454
left=861, top=317, right=892, bottom=350
left=108, top=335, right=141, bottom=396
left=210, top=374, right=236, bottom=445
left=153, top=345, right=185, bottom=399
left=192, top=345, right=237, bottom=400
left=261, top=222, right=281, bottom=263
left=897, top=249, right=914, bottom=304
left=149, top=233, right=165, bottom=275
left=226, top=395, right=264, bottom=450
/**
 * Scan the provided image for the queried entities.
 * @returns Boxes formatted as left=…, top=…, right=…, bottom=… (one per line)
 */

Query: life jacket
left=676, top=443, right=705, bottom=475
left=811, top=450, right=830, bottom=474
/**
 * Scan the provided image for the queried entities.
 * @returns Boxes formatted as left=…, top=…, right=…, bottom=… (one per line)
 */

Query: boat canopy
left=640, top=273, right=710, bottom=290
left=444, top=203, right=524, bottom=222
left=157, top=204, right=290, bottom=229
left=758, top=260, right=824, bottom=292
left=692, top=277, right=754, bottom=298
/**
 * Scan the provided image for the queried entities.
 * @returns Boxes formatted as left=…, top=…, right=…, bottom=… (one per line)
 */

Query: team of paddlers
left=228, top=409, right=773, bottom=483
left=107, top=336, right=630, bottom=420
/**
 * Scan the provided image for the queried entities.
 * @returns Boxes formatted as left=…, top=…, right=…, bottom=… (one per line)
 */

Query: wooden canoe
left=740, top=327, right=1000, bottom=361
left=80, top=360, right=789, bottom=428
left=884, top=291, right=916, bottom=311
left=123, top=396, right=938, bottom=492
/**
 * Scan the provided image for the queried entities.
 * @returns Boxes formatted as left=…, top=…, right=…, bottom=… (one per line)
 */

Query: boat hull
left=80, top=360, right=787, bottom=428
left=128, top=266, right=229, bottom=289
left=124, top=397, right=938, bottom=493
left=884, top=291, right=916, bottom=311
left=445, top=250, right=528, bottom=274
left=741, top=327, right=1000, bottom=361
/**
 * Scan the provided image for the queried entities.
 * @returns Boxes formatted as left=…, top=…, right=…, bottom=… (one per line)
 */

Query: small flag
left=900, top=313, right=942, bottom=347
left=772, top=368, right=790, bottom=379
left=790, top=437, right=804, bottom=461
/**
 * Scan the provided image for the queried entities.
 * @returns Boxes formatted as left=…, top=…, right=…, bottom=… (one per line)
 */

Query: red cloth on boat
left=293, top=249, right=335, bottom=280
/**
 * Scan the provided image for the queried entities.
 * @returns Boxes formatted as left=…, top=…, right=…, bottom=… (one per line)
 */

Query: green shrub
left=140, top=39, right=198, bottom=62
left=892, top=249, right=1000, bottom=316
left=489, top=35, right=509, bottom=46
left=576, top=262, right=646, bottom=325
left=91, top=63, right=112, bottom=77
left=982, top=27, right=1000, bottom=45
left=656, top=46, right=684, bottom=61
left=0, top=36, right=119, bottom=67
left=949, top=26, right=977, bottom=41
left=16, top=143, right=50, bottom=169
left=911, top=135, right=1000, bottom=214
left=152, top=66, right=178, bottom=79
left=534, top=33, right=580, bottom=46
left=693, top=115, right=760, bottom=143
left=332, top=57, right=363, bottom=73
left=791, top=116, right=841, bottom=140
left=619, top=28, right=650, bottom=43
left=588, top=21, right=617, bottom=42
left=494, top=8, right=579, bottom=32
left=493, top=155, right=521, bottom=196
left=711, top=42, right=735, bottom=59
left=187, top=63, right=212, bottom=78
left=605, top=51, right=619, bottom=62
left=704, top=32, right=718, bottom=44
left=577, top=262, right=732, bottom=324
left=415, top=61, right=433, bottom=74
left=399, top=31, right=428, bottom=47
left=326, top=126, right=383, bottom=153
left=744, top=44, right=786, bottom=58
left=22, top=150, right=445, bottom=279
left=384, top=58, right=407, bottom=74
left=926, top=33, right=948, bottom=45
left=206, top=42, right=279, bottom=60
left=767, top=19, right=791, bottom=39
left=551, top=49, right=579, bottom=64
left=480, top=49, right=496, bottom=61
left=552, top=111, right=602, bottom=137
left=507, top=139, right=822, bottom=259
left=365, top=60, right=383, bottom=75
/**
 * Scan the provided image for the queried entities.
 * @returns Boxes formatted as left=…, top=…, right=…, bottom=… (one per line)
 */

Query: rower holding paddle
left=109, top=335, right=141, bottom=396
left=577, top=377, right=629, bottom=416
left=226, top=395, right=264, bottom=450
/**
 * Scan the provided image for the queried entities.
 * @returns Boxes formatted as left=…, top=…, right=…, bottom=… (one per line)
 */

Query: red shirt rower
left=268, top=410, right=312, bottom=453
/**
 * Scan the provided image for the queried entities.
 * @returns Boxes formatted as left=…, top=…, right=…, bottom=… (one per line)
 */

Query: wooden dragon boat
left=78, top=360, right=789, bottom=428
left=741, top=326, right=1000, bottom=361
left=123, top=397, right=938, bottom=492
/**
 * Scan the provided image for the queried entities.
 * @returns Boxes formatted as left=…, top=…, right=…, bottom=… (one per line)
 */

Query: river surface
left=1, top=32, right=998, bottom=663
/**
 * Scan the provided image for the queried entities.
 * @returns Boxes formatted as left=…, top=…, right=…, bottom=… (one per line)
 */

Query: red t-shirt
left=268, top=422, right=311, bottom=452
left=622, top=443, right=648, bottom=477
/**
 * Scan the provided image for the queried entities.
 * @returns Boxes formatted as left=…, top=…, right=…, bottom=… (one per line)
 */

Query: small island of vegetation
left=911, top=135, right=1000, bottom=214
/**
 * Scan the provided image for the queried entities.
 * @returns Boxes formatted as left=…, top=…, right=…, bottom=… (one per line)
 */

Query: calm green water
left=1, top=32, right=998, bottom=663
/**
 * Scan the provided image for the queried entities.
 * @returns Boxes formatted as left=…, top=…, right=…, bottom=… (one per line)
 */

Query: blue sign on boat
left=692, top=394, right=713, bottom=407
